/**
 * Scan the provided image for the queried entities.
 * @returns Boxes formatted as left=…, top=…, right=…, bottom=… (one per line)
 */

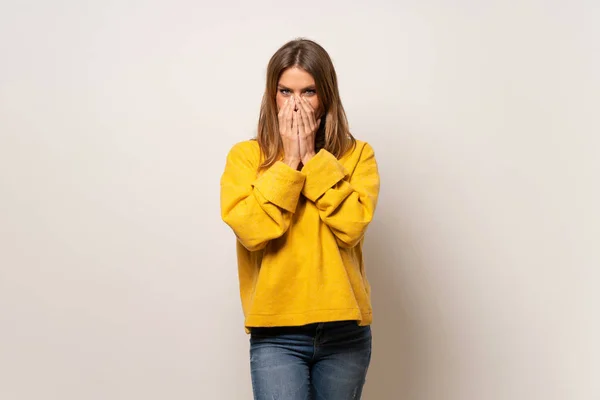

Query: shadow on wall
left=361, top=210, right=438, bottom=400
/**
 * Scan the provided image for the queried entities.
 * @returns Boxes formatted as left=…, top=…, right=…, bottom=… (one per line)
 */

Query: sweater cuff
left=253, top=161, right=306, bottom=212
left=301, top=150, right=347, bottom=202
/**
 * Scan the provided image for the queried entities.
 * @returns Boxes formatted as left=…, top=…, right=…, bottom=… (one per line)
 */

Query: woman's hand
left=297, top=96, right=321, bottom=166
left=278, top=97, right=301, bottom=169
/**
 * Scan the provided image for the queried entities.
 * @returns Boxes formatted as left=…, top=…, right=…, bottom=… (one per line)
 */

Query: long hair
left=257, top=38, right=355, bottom=170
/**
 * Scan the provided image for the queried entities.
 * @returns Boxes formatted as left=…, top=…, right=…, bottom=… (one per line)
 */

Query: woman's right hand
left=278, top=96, right=301, bottom=169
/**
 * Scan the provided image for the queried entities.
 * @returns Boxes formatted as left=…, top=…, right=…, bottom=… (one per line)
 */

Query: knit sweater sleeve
left=220, top=141, right=306, bottom=251
left=301, top=142, right=380, bottom=248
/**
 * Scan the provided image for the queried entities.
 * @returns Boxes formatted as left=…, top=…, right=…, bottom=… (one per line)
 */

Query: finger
left=299, top=97, right=317, bottom=129
left=284, top=98, right=295, bottom=132
left=302, top=100, right=318, bottom=133
left=297, top=96, right=312, bottom=116
left=297, top=104, right=312, bottom=136
left=300, top=95, right=314, bottom=110
left=278, top=98, right=290, bottom=119
left=286, top=96, right=295, bottom=115
left=292, top=109, right=298, bottom=135
left=300, top=96, right=316, bottom=117
left=283, top=96, right=293, bottom=117
left=279, top=100, right=293, bottom=134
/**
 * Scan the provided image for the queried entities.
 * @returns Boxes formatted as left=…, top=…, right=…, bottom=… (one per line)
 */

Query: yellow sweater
left=220, top=139, right=380, bottom=330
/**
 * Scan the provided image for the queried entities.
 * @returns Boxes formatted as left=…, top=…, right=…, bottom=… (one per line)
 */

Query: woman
left=220, top=38, right=380, bottom=399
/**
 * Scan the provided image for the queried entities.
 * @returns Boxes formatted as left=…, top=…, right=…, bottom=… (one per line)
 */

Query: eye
left=279, top=89, right=291, bottom=95
left=304, top=89, right=316, bottom=96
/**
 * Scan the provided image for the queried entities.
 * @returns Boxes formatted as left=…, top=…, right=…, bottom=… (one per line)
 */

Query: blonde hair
left=257, top=38, right=355, bottom=170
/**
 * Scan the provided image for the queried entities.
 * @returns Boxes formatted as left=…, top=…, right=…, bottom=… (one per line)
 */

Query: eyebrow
left=277, top=84, right=317, bottom=90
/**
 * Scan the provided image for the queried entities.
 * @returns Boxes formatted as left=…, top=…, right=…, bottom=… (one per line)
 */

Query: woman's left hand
left=296, top=96, right=321, bottom=166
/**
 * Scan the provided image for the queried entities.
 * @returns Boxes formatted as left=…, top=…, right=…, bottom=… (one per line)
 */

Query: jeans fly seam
left=312, top=323, right=323, bottom=361
left=311, top=334, right=317, bottom=362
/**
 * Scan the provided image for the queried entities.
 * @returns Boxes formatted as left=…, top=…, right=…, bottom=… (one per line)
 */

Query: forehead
left=278, top=67, right=316, bottom=88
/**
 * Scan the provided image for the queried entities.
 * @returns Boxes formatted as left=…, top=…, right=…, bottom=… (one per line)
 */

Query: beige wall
left=1, top=1, right=598, bottom=399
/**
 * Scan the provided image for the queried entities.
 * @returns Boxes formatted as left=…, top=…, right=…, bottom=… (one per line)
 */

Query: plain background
left=1, top=1, right=598, bottom=399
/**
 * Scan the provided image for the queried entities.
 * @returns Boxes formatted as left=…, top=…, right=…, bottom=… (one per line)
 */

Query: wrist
left=283, top=157, right=301, bottom=169
left=302, top=152, right=316, bottom=165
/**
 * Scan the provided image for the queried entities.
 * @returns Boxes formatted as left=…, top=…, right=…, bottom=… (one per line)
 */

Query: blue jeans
left=249, top=320, right=372, bottom=400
